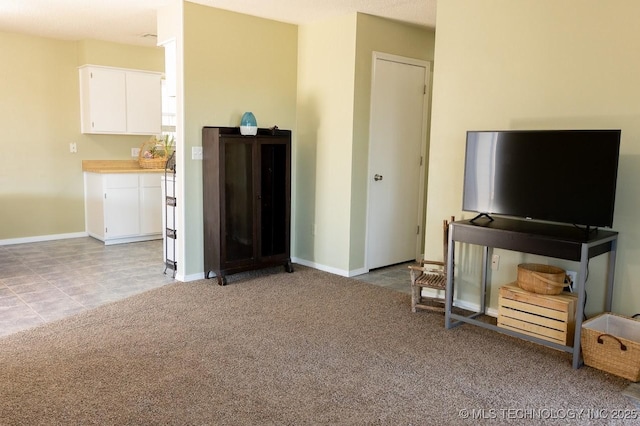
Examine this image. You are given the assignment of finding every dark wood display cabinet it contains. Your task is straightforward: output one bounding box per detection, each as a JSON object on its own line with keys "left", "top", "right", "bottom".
{"left": 202, "top": 126, "right": 293, "bottom": 285}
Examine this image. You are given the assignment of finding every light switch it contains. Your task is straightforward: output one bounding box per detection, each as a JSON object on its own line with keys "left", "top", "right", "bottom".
{"left": 192, "top": 146, "right": 203, "bottom": 160}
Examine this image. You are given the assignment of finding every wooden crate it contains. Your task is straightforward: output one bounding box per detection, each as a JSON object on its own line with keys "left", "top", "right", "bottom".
{"left": 498, "top": 283, "right": 577, "bottom": 346}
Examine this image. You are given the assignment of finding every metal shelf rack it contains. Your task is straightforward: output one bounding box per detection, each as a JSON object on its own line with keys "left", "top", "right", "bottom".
{"left": 164, "top": 152, "right": 177, "bottom": 277}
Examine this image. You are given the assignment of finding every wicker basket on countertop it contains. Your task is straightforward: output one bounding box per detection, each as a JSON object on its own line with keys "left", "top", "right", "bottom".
{"left": 138, "top": 154, "right": 167, "bottom": 169}
{"left": 138, "top": 135, "right": 174, "bottom": 169}
{"left": 517, "top": 263, "right": 567, "bottom": 295}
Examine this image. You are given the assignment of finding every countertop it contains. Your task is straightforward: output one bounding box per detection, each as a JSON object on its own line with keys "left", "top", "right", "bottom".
{"left": 82, "top": 160, "right": 166, "bottom": 173}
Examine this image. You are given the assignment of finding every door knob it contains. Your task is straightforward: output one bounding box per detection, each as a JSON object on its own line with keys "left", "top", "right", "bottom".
{"left": 374, "top": 174, "right": 383, "bottom": 181}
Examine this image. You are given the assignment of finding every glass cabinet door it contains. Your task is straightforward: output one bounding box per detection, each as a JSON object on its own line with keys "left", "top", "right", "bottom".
{"left": 222, "top": 141, "right": 254, "bottom": 262}
{"left": 260, "top": 142, "right": 288, "bottom": 257}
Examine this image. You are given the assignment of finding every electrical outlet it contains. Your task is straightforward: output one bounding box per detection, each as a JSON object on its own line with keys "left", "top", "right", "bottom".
{"left": 131, "top": 147, "right": 140, "bottom": 157}
{"left": 491, "top": 254, "right": 499, "bottom": 270}
{"left": 69, "top": 142, "right": 77, "bottom": 153}
{"left": 566, "top": 270, "right": 577, "bottom": 292}
{"left": 192, "top": 146, "right": 203, "bottom": 160}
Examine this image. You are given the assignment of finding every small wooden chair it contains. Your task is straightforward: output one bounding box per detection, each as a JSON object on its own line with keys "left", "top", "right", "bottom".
{"left": 409, "top": 216, "right": 455, "bottom": 312}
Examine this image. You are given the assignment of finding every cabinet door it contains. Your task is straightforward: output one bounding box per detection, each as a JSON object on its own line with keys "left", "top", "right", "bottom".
{"left": 126, "top": 71, "right": 162, "bottom": 135}
{"left": 105, "top": 187, "right": 139, "bottom": 238}
{"left": 80, "top": 67, "right": 127, "bottom": 133}
{"left": 259, "top": 141, "right": 289, "bottom": 257}
{"left": 104, "top": 174, "right": 139, "bottom": 238}
{"left": 84, "top": 172, "right": 106, "bottom": 238}
{"left": 139, "top": 173, "right": 162, "bottom": 235}
{"left": 222, "top": 140, "right": 255, "bottom": 263}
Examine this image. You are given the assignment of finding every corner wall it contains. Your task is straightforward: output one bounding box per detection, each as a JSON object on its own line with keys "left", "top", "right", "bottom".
{"left": 294, "top": 15, "right": 357, "bottom": 274}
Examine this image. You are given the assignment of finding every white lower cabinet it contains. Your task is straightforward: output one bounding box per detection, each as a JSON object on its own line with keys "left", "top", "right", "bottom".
{"left": 140, "top": 174, "right": 163, "bottom": 235}
{"left": 84, "top": 172, "right": 162, "bottom": 245}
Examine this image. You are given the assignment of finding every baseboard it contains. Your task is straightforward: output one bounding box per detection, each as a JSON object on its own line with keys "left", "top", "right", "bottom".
{"left": 181, "top": 271, "right": 205, "bottom": 282}
{"left": 180, "top": 260, "right": 364, "bottom": 283}
{"left": 101, "top": 235, "right": 162, "bottom": 245}
{"left": 347, "top": 267, "right": 368, "bottom": 277}
{"left": 420, "top": 288, "right": 498, "bottom": 318}
{"left": 453, "top": 299, "right": 498, "bottom": 318}
{"left": 0, "top": 232, "right": 89, "bottom": 246}
{"left": 292, "top": 257, "right": 363, "bottom": 277}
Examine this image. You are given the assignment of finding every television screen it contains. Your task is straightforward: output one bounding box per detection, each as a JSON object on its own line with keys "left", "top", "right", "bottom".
{"left": 462, "top": 129, "right": 621, "bottom": 228}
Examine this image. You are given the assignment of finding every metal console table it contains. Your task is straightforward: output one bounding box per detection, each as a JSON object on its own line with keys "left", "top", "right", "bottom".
{"left": 444, "top": 217, "right": 618, "bottom": 369}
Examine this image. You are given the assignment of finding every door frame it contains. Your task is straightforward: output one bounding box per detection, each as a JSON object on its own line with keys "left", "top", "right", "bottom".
{"left": 364, "top": 51, "right": 431, "bottom": 271}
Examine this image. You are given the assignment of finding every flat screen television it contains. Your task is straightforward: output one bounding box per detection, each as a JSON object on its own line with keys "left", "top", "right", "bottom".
{"left": 462, "top": 129, "right": 621, "bottom": 229}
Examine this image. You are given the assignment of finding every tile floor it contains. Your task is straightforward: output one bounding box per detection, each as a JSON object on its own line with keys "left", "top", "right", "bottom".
{"left": 0, "top": 237, "right": 413, "bottom": 338}
{"left": 0, "top": 237, "right": 175, "bottom": 338}
{"left": 352, "top": 261, "right": 413, "bottom": 294}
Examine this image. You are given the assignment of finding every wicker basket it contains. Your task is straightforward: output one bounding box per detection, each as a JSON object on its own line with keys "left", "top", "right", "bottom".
{"left": 139, "top": 156, "right": 167, "bottom": 169}
{"left": 517, "top": 263, "right": 567, "bottom": 295}
{"left": 138, "top": 139, "right": 168, "bottom": 169}
{"left": 581, "top": 313, "right": 640, "bottom": 381}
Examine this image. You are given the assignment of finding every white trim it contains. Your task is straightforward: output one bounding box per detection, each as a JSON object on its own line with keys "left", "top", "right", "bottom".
{"left": 486, "top": 307, "right": 498, "bottom": 318}
{"left": 373, "top": 51, "right": 431, "bottom": 68}
{"left": 291, "top": 257, "right": 340, "bottom": 277}
{"left": 78, "top": 63, "right": 162, "bottom": 75}
{"left": 453, "top": 300, "right": 498, "bottom": 318}
{"left": 99, "top": 235, "right": 162, "bottom": 246}
{"left": 180, "top": 271, "right": 204, "bottom": 282}
{"left": 292, "top": 257, "right": 348, "bottom": 276}
{"left": 292, "top": 257, "right": 367, "bottom": 278}
{"left": 0, "top": 232, "right": 89, "bottom": 246}
{"left": 420, "top": 288, "right": 498, "bottom": 318}
{"left": 347, "top": 267, "right": 369, "bottom": 277}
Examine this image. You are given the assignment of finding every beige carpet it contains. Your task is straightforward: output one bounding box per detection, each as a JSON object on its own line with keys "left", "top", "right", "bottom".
{"left": 0, "top": 266, "right": 634, "bottom": 425}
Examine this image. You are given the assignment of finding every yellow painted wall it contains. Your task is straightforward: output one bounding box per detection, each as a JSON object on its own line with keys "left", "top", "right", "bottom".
{"left": 295, "top": 14, "right": 357, "bottom": 273}
{"left": 78, "top": 39, "right": 164, "bottom": 71}
{"left": 428, "top": 0, "right": 640, "bottom": 315}
{"left": 295, "top": 13, "right": 435, "bottom": 275}
{"left": 0, "top": 31, "right": 163, "bottom": 240}
{"left": 181, "top": 2, "right": 298, "bottom": 276}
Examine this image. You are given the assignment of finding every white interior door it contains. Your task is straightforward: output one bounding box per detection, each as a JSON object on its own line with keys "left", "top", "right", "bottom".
{"left": 366, "top": 53, "right": 430, "bottom": 270}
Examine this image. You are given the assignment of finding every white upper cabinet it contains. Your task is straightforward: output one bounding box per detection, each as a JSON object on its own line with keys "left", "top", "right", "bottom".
{"left": 80, "top": 66, "right": 126, "bottom": 133}
{"left": 125, "top": 70, "right": 162, "bottom": 135}
{"left": 79, "top": 65, "right": 162, "bottom": 135}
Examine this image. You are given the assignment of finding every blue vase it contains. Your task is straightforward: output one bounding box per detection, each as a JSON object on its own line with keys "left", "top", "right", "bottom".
{"left": 240, "top": 112, "right": 257, "bottom": 136}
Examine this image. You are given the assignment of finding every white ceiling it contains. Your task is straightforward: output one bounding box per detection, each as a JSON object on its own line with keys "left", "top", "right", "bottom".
{"left": 0, "top": 0, "right": 437, "bottom": 47}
